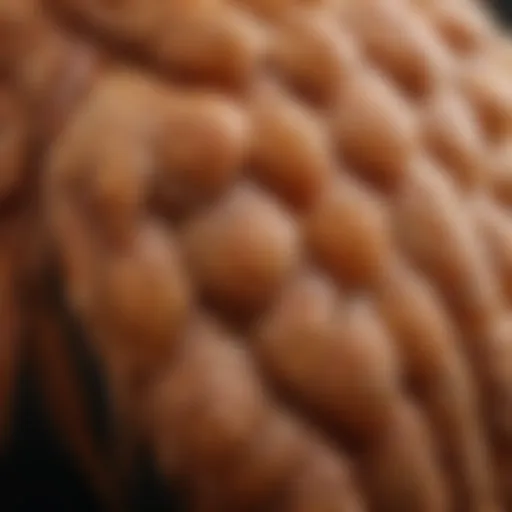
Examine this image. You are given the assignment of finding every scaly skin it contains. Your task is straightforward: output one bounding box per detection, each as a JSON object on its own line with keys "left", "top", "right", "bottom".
{"left": 2, "top": 0, "right": 512, "bottom": 510}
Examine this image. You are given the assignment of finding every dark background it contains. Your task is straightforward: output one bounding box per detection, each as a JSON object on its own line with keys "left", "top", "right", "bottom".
{"left": 1, "top": 1, "right": 511, "bottom": 510}
{"left": 494, "top": 0, "right": 512, "bottom": 24}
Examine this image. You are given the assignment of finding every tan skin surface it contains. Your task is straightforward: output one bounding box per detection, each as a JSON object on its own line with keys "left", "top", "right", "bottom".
{"left": 2, "top": 0, "right": 512, "bottom": 510}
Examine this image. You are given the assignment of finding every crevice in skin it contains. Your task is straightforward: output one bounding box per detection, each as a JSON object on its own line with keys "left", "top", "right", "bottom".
{"left": 43, "top": 261, "right": 114, "bottom": 455}
{"left": 129, "top": 448, "right": 189, "bottom": 512}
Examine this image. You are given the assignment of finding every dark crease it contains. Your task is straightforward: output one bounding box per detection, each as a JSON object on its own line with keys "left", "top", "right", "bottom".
{"left": 43, "top": 259, "right": 114, "bottom": 454}
{"left": 42, "top": 259, "right": 187, "bottom": 511}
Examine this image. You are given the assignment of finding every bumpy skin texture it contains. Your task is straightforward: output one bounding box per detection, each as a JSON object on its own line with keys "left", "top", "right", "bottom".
{"left": 3, "top": 0, "right": 512, "bottom": 510}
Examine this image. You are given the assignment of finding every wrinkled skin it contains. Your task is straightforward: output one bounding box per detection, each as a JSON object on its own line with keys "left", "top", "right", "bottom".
{"left": 2, "top": 0, "right": 512, "bottom": 511}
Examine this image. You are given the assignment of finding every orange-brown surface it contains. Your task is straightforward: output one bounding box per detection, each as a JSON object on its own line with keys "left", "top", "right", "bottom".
{"left": 2, "top": 0, "right": 512, "bottom": 510}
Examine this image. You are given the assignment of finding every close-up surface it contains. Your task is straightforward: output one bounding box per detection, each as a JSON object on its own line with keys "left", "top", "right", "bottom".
{"left": 2, "top": 0, "right": 512, "bottom": 511}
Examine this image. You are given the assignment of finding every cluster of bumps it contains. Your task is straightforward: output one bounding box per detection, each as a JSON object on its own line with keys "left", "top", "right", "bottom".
{"left": 2, "top": 0, "right": 512, "bottom": 510}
